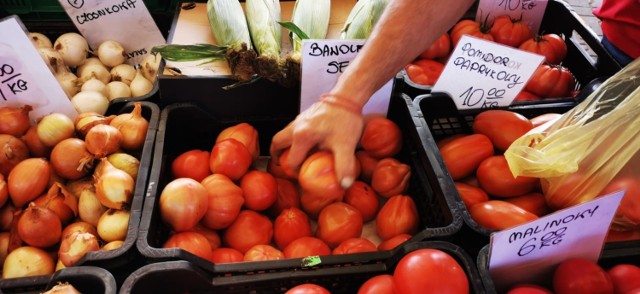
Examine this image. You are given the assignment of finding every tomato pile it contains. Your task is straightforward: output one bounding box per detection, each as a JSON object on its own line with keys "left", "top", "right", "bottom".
{"left": 0, "top": 103, "right": 149, "bottom": 279}
{"left": 158, "top": 116, "right": 424, "bottom": 263}
{"left": 405, "top": 14, "right": 577, "bottom": 101}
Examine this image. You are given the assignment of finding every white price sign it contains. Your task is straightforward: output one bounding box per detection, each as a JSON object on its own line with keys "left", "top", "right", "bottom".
{"left": 0, "top": 16, "right": 77, "bottom": 122}
{"left": 488, "top": 190, "right": 624, "bottom": 292}
{"left": 432, "top": 35, "right": 544, "bottom": 109}
{"left": 59, "top": 0, "right": 165, "bottom": 65}
{"left": 300, "top": 39, "right": 393, "bottom": 116}
{"left": 476, "top": 0, "right": 549, "bottom": 34}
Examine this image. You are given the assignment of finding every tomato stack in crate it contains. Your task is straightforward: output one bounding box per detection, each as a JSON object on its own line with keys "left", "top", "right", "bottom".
{"left": 396, "top": 0, "right": 622, "bottom": 103}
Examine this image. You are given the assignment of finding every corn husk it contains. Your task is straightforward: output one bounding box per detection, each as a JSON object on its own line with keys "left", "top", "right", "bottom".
{"left": 245, "top": 0, "right": 283, "bottom": 83}
{"left": 207, "top": 0, "right": 252, "bottom": 50}
{"left": 340, "top": 0, "right": 389, "bottom": 40}
{"left": 290, "top": 0, "right": 330, "bottom": 59}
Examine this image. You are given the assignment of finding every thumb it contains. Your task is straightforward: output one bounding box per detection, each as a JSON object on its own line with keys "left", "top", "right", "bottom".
{"left": 333, "top": 148, "right": 358, "bottom": 190}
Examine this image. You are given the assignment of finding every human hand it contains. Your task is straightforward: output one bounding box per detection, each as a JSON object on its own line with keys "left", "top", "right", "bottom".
{"left": 270, "top": 96, "right": 364, "bottom": 189}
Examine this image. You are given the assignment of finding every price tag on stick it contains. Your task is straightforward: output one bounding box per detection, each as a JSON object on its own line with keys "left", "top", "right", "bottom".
{"left": 0, "top": 16, "right": 77, "bottom": 122}
{"left": 488, "top": 190, "right": 625, "bottom": 292}
{"left": 59, "top": 0, "right": 166, "bottom": 65}
{"left": 432, "top": 35, "right": 544, "bottom": 109}
{"left": 476, "top": 0, "right": 549, "bottom": 34}
{"left": 300, "top": 39, "right": 393, "bottom": 117}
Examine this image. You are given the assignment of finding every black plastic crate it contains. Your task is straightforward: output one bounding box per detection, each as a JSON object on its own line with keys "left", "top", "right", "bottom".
{"left": 397, "top": 0, "right": 622, "bottom": 103}
{"left": 136, "top": 92, "right": 462, "bottom": 275}
{"left": 0, "top": 266, "right": 117, "bottom": 294}
{"left": 477, "top": 244, "right": 640, "bottom": 293}
{"left": 124, "top": 241, "right": 484, "bottom": 293}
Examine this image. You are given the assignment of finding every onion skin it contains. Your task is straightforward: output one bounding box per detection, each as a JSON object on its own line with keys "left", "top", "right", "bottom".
{"left": 21, "top": 125, "right": 52, "bottom": 158}
{"left": 62, "top": 221, "right": 98, "bottom": 239}
{"left": 0, "top": 173, "right": 8, "bottom": 207}
{"left": 0, "top": 105, "right": 32, "bottom": 137}
{"left": 78, "top": 189, "right": 107, "bottom": 226}
{"left": 107, "top": 153, "right": 139, "bottom": 179}
{"left": 0, "top": 134, "right": 30, "bottom": 177}
{"left": 37, "top": 113, "right": 75, "bottom": 147}
{"left": 17, "top": 203, "right": 62, "bottom": 248}
{"left": 110, "top": 102, "right": 148, "bottom": 151}
{"left": 2, "top": 246, "right": 55, "bottom": 279}
{"left": 50, "top": 138, "right": 95, "bottom": 180}
{"left": 58, "top": 231, "right": 100, "bottom": 266}
{"left": 94, "top": 163, "right": 135, "bottom": 209}
{"left": 0, "top": 203, "right": 15, "bottom": 230}
{"left": 8, "top": 158, "right": 51, "bottom": 208}
{"left": 33, "top": 183, "right": 79, "bottom": 225}
{"left": 97, "top": 209, "right": 130, "bottom": 242}
{"left": 102, "top": 240, "right": 124, "bottom": 251}
{"left": 42, "top": 282, "right": 82, "bottom": 294}
{"left": 74, "top": 112, "right": 115, "bottom": 139}
{"left": 85, "top": 124, "right": 122, "bottom": 158}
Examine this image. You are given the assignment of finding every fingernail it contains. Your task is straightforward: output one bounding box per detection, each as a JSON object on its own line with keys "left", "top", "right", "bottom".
{"left": 340, "top": 177, "right": 354, "bottom": 189}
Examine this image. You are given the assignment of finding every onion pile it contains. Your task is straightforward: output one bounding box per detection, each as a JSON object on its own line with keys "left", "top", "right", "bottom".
{"left": 0, "top": 103, "right": 149, "bottom": 279}
{"left": 30, "top": 32, "right": 158, "bottom": 115}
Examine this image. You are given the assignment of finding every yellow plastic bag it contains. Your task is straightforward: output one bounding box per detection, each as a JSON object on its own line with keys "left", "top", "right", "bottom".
{"left": 504, "top": 58, "right": 640, "bottom": 228}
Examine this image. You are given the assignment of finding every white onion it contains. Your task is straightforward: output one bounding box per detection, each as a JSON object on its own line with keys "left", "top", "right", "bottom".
{"left": 140, "top": 53, "right": 161, "bottom": 83}
{"left": 97, "top": 209, "right": 130, "bottom": 242}
{"left": 110, "top": 64, "right": 136, "bottom": 86}
{"left": 29, "top": 32, "right": 53, "bottom": 49}
{"left": 54, "top": 33, "right": 89, "bottom": 67}
{"left": 71, "top": 91, "right": 110, "bottom": 115}
{"left": 77, "top": 57, "right": 104, "bottom": 72}
{"left": 38, "top": 47, "right": 66, "bottom": 74}
{"left": 130, "top": 70, "right": 153, "bottom": 97}
{"left": 79, "top": 189, "right": 108, "bottom": 226}
{"left": 55, "top": 70, "right": 80, "bottom": 99}
{"left": 106, "top": 81, "right": 132, "bottom": 101}
{"left": 77, "top": 62, "right": 111, "bottom": 85}
{"left": 98, "top": 40, "right": 126, "bottom": 68}
{"left": 80, "top": 78, "right": 109, "bottom": 97}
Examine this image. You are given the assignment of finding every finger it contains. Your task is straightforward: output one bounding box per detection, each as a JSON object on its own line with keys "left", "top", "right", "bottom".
{"left": 286, "top": 132, "right": 318, "bottom": 173}
{"left": 332, "top": 146, "right": 358, "bottom": 189}
{"left": 270, "top": 124, "right": 293, "bottom": 161}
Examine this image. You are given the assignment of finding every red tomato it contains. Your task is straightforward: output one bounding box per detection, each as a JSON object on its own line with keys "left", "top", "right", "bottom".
{"left": 360, "top": 117, "right": 402, "bottom": 159}
{"left": 209, "top": 138, "right": 252, "bottom": 181}
{"left": 504, "top": 192, "right": 550, "bottom": 216}
{"left": 286, "top": 284, "right": 331, "bottom": 294}
{"left": 376, "top": 195, "right": 419, "bottom": 240}
{"left": 472, "top": 110, "right": 534, "bottom": 152}
{"left": 544, "top": 171, "right": 587, "bottom": 210}
{"left": 171, "top": 149, "right": 211, "bottom": 182}
{"left": 525, "top": 64, "right": 576, "bottom": 98}
{"left": 477, "top": 155, "right": 539, "bottom": 197}
{"left": 514, "top": 90, "right": 542, "bottom": 102}
{"left": 404, "top": 60, "right": 445, "bottom": 86}
{"left": 316, "top": 202, "right": 363, "bottom": 248}
{"left": 344, "top": 181, "right": 379, "bottom": 222}
{"left": 240, "top": 170, "right": 277, "bottom": 211}
{"left": 223, "top": 210, "right": 273, "bottom": 254}
{"left": 189, "top": 224, "right": 221, "bottom": 251}
{"left": 600, "top": 175, "right": 640, "bottom": 227}
{"left": 507, "top": 284, "right": 553, "bottom": 294}
{"left": 606, "top": 229, "right": 640, "bottom": 242}
{"left": 274, "top": 207, "right": 313, "bottom": 250}
{"left": 243, "top": 244, "right": 284, "bottom": 262}
{"left": 358, "top": 274, "right": 395, "bottom": 294}
{"left": 608, "top": 264, "right": 640, "bottom": 294}
{"left": 211, "top": 247, "right": 243, "bottom": 263}
{"left": 553, "top": 258, "right": 613, "bottom": 294}
{"left": 470, "top": 200, "right": 539, "bottom": 230}
{"left": 377, "top": 233, "right": 411, "bottom": 251}
{"left": 371, "top": 158, "right": 411, "bottom": 198}
{"left": 393, "top": 249, "right": 469, "bottom": 294}
{"left": 490, "top": 15, "right": 532, "bottom": 47}
{"left": 275, "top": 148, "right": 298, "bottom": 180}
{"left": 267, "top": 178, "right": 300, "bottom": 217}
{"left": 216, "top": 122, "right": 260, "bottom": 161}
{"left": 455, "top": 181, "right": 489, "bottom": 209}
{"left": 332, "top": 238, "right": 377, "bottom": 255}
{"left": 450, "top": 19, "right": 495, "bottom": 48}
{"left": 518, "top": 34, "right": 567, "bottom": 65}
{"left": 420, "top": 33, "right": 451, "bottom": 60}
{"left": 298, "top": 151, "right": 346, "bottom": 202}
{"left": 300, "top": 189, "right": 343, "bottom": 220}
{"left": 355, "top": 150, "right": 379, "bottom": 183}
{"left": 283, "top": 236, "right": 331, "bottom": 258}
{"left": 439, "top": 134, "right": 494, "bottom": 180}
{"left": 163, "top": 231, "right": 213, "bottom": 261}
{"left": 436, "top": 134, "right": 466, "bottom": 149}
{"left": 530, "top": 113, "right": 562, "bottom": 128}
{"left": 200, "top": 174, "right": 244, "bottom": 230}
{"left": 159, "top": 178, "right": 209, "bottom": 232}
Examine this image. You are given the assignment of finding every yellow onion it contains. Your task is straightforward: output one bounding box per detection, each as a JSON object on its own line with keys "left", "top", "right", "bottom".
{"left": 43, "top": 282, "right": 82, "bottom": 294}
{"left": 0, "top": 134, "right": 30, "bottom": 177}
{"left": 50, "top": 138, "right": 95, "bottom": 180}
{"left": 17, "top": 202, "right": 62, "bottom": 248}
{"left": 0, "top": 203, "right": 15, "bottom": 231}
{"left": 0, "top": 105, "right": 32, "bottom": 137}
{"left": 65, "top": 177, "right": 95, "bottom": 198}
{"left": 2, "top": 246, "right": 54, "bottom": 278}
{"left": 33, "top": 182, "right": 78, "bottom": 225}
{"left": 21, "top": 125, "right": 52, "bottom": 158}
{"left": 55, "top": 259, "right": 66, "bottom": 271}
{"left": 97, "top": 208, "right": 129, "bottom": 242}
{"left": 101, "top": 240, "right": 124, "bottom": 251}
{"left": 62, "top": 221, "right": 98, "bottom": 239}
{"left": 8, "top": 158, "right": 51, "bottom": 208}
{"left": 84, "top": 124, "right": 122, "bottom": 158}
{"left": 37, "top": 113, "right": 75, "bottom": 147}
{"left": 58, "top": 231, "right": 100, "bottom": 266}
{"left": 110, "top": 102, "right": 148, "bottom": 151}
{"left": 94, "top": 159, "right": 134, "bottom": 209}
{"left": 74, "top": 112, "right": 115, "bottom": 139}
{"left": 0, "top": 232, "right": 9, "bottom": 265}
{"left": 78, "top": 189, "right": 107, "bottom": 226}
{"left": 0, "top": 173, "right": 8, "bottom": 208}
{"left": 106, "top": 153, "right": 139, "bottom": 179}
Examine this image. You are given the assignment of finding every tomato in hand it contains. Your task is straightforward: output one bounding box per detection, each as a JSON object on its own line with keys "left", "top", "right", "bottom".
{"left": 526, "top": 64, "right": 576, "bottom": 98}
{"left": 299, "top": 151, "right": 346, "bottom": 202}
{"left": 439, "top": 134, "right": 494, "bottom": 180}
{"left": 240, "top": 170, "right": 277, "bottom": 211}
{"left": 455, "top": 182, "right": 489, "bottom": 209}
{"left": 393, "top": 249, "right": 469, "bottom": 294}
{"left": 371, "top": 158, "right": 411, "bottom": 198}
{"left": 470, "top": 200, "right": 538, "bottom": 230}
{"left": 518, "top": 34, "right": 567, "bottom": 65}
{"left": 332, "top": 238, "right": 377, "bottom": 255}
{"left": 209, "top": 138, "right": 253, "bottom": 181}
{"left": 472, "top": 110, "right": 533, "bottom": 152}
{"left": 358, "top": 274, "right": 395, "bottom": 294}
{"left": 316, "top": 202, "right": 363, "bottom": 248}
{"left": 344, "top": 181, "right": 379, "bottom": 222}
{"left": 477, "top": 155, "right": 539, "bottom": 198}
{"left": 273, "top": 207, "right": 312, "bottom": 250}
{"left": 223, "top": 210, "right": 273, "bottom": 254}
{"left": 360, "top": 117, "right": 402, "bottom": 159}
{"left": 283, "top": 236, "right": 331, "bottom": 258}
{"left": 420, "top": 33, "right": 451, "bottom": 60}
{"left": 553, "top": 258, "right": 614, "bottom": 294}
{"left": 376, "top": 195, "right": 418, "bottom": 240}
{"left": 489, "top": 15, "right": 532, "bottom": 47}
{"left": 200, "top": 174, "right": 244, "bottom": 230}
{"left": 171, "top": 149, "right": 211, "bottom": 182}
{"left": 450, "top": 19, "right": 494, "bottom": 48}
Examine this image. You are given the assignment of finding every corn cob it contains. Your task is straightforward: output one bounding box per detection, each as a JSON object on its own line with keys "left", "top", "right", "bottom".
{"left": 245, "top": 0, "right": 283, "bottom": 83}
{"left": 341, "top": 0, "right": 389, "bottom": 40}
{"left": 290, "top": 0, "right": 331, "bottom": 62}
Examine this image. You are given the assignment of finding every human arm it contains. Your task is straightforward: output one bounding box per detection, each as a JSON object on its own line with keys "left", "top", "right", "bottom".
{"left": 270, "top": 0, "right": 475, "bottom": 188}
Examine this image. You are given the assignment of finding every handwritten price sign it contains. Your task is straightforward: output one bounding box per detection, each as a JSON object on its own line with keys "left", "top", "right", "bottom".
{"left": 488, "top": 190, "right": 624, "bottom": 292}
{"left": 300, "top": 39, "right": 393, "bottom": 116}
{"left": 476, "top": 0, "right": 549, "bottom": 34}
{"left": 432, "top": 35, "right": 543, "bottom": 109}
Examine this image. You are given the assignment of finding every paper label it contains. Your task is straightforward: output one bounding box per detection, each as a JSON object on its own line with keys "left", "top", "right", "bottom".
{"left": 0, "top": 16, "right": 77, "bottom": 122}
{"left": 432, "top": 35, "right": 543, "bottom": 109}
{"left": 488, "top": 190, "right": 625, "bottom": 291}
{"left": 476, "top": 0, "right": 549, "bottom": 34}
{"left": 300, "top": 39, "right": 393, "bottom": 116}
{"left": 59, "top": 0, "right": 166, "bottom": 65}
